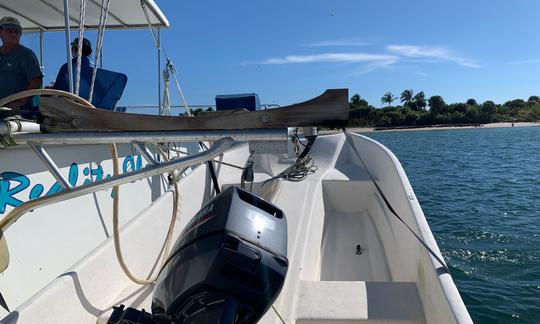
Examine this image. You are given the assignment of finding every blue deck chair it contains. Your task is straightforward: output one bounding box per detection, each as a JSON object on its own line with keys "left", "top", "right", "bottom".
{"left": 53, "top": 64, "right": 127, "bottom": 111}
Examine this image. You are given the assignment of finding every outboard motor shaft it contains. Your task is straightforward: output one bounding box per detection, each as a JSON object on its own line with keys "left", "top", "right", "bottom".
{"left": 151, "top": 186, "right": 288, "bottom": 324}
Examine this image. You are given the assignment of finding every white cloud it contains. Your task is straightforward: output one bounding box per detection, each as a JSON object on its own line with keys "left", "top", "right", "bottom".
{"left": 260, "top": 52, "right": 398, "bottom": 65}
{"left": 386, "top": 44, "right": 480, "bottom": 68}
{"left": 245, "top": 44, "right": 478, "bottom": 75}
{"left": 307, "top": 39, "right": 368, "bottom": 47}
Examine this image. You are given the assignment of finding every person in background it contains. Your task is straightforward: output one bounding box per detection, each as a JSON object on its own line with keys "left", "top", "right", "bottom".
{"left": 0, "top": 16, "right": 43, "bottom": 109}
{"left": 52, "top": 37, "right": 93, "bottom": 91}
{"left": 52, "top": 36, "right": 128, "bottom": 110}
{"left": 70, "top": 37, "right": 94, "bottom": 68}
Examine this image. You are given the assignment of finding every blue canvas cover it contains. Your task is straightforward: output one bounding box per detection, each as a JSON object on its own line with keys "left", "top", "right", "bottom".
{"left": 53, "top": 64, "right": 127, "bottom": 110}
{"left": 215, "top": 93, "right": 260, "bottom": 111}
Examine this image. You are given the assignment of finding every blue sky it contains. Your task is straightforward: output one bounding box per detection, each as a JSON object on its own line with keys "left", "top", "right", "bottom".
{"left": 20, "top": 0, "right": 540, "bottom": 110}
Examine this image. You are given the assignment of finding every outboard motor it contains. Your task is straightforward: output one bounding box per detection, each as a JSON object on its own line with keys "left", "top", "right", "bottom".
{"left": 109, "top": 186, "right": 288, "bottom": 324}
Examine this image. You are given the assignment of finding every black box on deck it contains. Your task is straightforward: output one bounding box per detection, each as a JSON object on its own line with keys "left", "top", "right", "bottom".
{"left": 215, "top": 93, "right": 260, "bottom": 111}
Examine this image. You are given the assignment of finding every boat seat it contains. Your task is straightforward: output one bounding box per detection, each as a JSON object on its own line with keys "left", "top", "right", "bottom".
{"left": 295, "top": 281, "right": 425, "bottom": 323}
{"left": 53, "top": 65, "right": 127, "bottom": 111}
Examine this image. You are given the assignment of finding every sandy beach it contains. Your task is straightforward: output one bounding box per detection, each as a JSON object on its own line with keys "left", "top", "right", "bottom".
{"left": 321, "top": 122, "right": 540, "bottom": 134}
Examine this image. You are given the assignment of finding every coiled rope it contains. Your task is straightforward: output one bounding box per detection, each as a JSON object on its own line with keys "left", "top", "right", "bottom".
{"left": 0, "top": 119, "right": 16, "bottom": 148}
{"left": 262, "top": 130, "right": 318, "bottom": 186}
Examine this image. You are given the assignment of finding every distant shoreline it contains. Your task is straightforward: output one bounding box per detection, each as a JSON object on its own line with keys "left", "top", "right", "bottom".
{"left": 321, "top": 122, "right": 540, "bottom": 134}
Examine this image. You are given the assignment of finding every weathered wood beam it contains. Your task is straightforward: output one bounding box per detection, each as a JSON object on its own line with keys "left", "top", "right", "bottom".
{"left": 39, "top": 89, "right": 349, "bottom": 132}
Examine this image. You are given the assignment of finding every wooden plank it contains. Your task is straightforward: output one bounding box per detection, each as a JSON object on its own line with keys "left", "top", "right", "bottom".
{"left": 38, "top": 89, "right": 349, "bottom": 132}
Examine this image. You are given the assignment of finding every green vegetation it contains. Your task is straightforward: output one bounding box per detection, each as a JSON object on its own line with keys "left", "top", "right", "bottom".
{"left": 348, "top": 89, "right": 540, "bottom": 128}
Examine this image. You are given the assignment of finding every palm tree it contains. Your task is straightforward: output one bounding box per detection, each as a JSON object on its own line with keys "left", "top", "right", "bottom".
{"left": 400, "top": 89, "right": 414, "bottom": 106}
{"left": 413, "top": 91, "right": 427, "bottom": 111}
{"left": 381, "top": 92, "right": 397, "bottom": 107}
{"left": 428, "top": 95, "right": 446, "bottom": 114}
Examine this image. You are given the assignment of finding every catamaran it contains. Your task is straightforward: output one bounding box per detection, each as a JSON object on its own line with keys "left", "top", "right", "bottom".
{"left": 0, "top": 1, "right": 472, "bottom": 323}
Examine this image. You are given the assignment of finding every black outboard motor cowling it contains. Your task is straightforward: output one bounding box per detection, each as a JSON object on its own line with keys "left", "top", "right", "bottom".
{"left": 151, "top": 186, "right": 288, "bottom": 324}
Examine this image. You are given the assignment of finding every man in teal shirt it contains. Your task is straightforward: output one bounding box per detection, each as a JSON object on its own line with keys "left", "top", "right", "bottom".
{"left": 0, "top": 16, "right": 43, "bottom": 110}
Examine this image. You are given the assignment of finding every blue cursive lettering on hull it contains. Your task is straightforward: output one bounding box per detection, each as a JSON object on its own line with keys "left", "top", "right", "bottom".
{"left": 0, "top": 155, "right": 143, "bottom": 214}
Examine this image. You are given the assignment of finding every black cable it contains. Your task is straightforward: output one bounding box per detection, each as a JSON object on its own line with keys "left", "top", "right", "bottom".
{"left": 0, "top": 291, "right": 9, "bottom": 313}
{"left": 199, "top": 142, "right": 220, "bottom": 194}
{"left": 296, "top": 136, "right": 316, "bottom": 161}
{"left": 344, "top": 131, "right": 450, "bottom": 274}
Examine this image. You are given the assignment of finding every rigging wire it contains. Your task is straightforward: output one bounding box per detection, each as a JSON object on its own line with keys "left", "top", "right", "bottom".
{"left": 74, "top": 0, "right": 87, "bottom": 96}
{"left": 166, "top": 59, "right": 192, "bottom": 116}
{"left": 141, "top": 0, "right": 192, "bottom": 116}
{"left": 88, "top": 0, "right": 111, "bottom": 103}
{"left": 154, "top": 143, "right": 244, "bottom": 170}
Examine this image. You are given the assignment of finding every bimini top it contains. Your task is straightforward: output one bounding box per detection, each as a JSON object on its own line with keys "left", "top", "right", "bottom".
{"left": 0, "top": 0, "right": 169, "bottom": 32}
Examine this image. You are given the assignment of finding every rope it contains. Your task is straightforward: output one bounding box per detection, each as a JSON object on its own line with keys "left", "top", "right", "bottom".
{"left": 166, "top": 60, "right": 192, "bottom": 117}
{"left": 262, "top": 155, "right": 317, "bottom": 186}
{"left": 88, "top": 0, "right": 111, "bottom": 103}
{"left": 111, "top": 143, "right": 180, "bottom": 285}
{"left": 343, "top": 130, "right": 450, "bottom": 273}
{"left": 0, "top": 133, "right": 15, "bottom": 149}
{"left": 74, "top": 0, "right": 87, "bottom": 96}
{"left": 0, "top": 120, "right": 19, "bottom": 149}
{"left": 1, "top": 87, "right": 181, "bottom": 286}
{"left": 262, "top": 132, "right": 318, "bottom": 186}
{"left": 0, "top": 89, "right": 92, "bottom": 148}
{"left": 161, "top": 65, "right": 171, "bottom": 116}
{"left": 141, "top": 2, "right": 193, "bottom": 116}
{"left": 11, "top": 119, "right": 22, "bottom": 132}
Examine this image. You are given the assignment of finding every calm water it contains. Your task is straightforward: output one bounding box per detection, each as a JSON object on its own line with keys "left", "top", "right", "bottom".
{"left": 366, "top": 126, "right": 540, "bottom": 324}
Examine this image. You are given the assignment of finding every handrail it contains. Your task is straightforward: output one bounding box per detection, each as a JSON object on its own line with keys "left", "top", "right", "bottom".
{"left": 9, "top": 129, "right": 287, "bottom": 145}
{"left": 0, "top": 137, "right": 233, "bottom": 232}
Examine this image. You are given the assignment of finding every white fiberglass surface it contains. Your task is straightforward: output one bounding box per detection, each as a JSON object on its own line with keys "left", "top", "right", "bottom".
{"left": 344, "top": 133, "right": 471, "bottom": 323}
{"left": 320, "top": 181, "right": 391, "bottom": 281}
{"left": 0, "top": 143, "right": 163, "bottom": 316}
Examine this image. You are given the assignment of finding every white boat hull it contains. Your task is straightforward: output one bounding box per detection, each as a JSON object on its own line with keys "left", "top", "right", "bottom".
{"left": 0, "top": 133, "right": 472, "bottom": 323}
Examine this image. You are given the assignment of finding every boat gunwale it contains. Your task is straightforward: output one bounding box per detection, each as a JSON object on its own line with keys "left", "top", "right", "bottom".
{"left": 348, "top": 132, "right": 472, "bottom": 323}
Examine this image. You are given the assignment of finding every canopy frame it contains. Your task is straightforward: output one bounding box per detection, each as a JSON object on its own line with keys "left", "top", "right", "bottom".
{"left": 0, "top": 0, "right": 169, "bottom": 32}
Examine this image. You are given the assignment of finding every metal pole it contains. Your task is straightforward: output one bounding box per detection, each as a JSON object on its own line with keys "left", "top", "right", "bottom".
{"left": 63, "top": 0, "right": 73, "bottom": 93}
{"left": 157, "top": 27, "right": 161, "bottom": 115}
{"left": 39, "top": 29, "right": 44, "bottom": 81}
{"left": 133, "top": 142, "right": 158, "bottom": 166}
{"left": 11, "top": 129, "right": 288, "bottom": 145}
{"left": 28, "top": 143, "right": 72, "bottom": 189}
